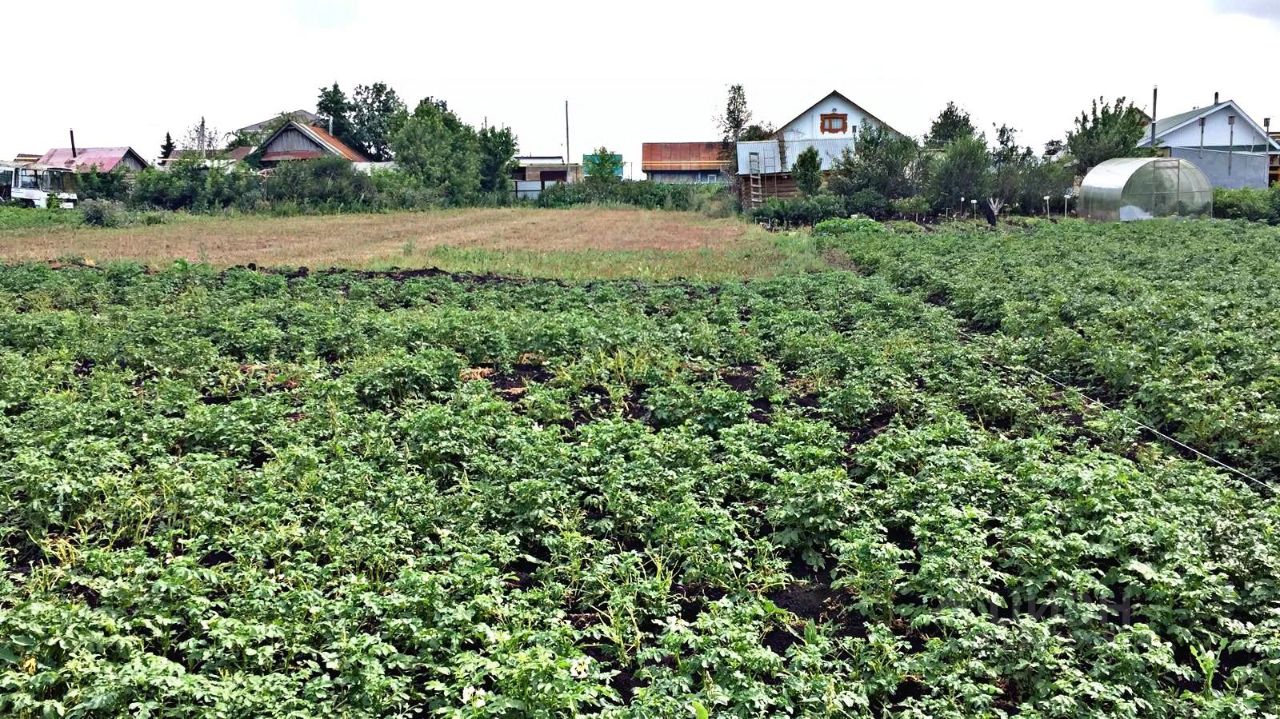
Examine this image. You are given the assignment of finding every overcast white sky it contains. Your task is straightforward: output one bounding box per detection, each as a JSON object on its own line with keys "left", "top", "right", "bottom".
{"left": 3, "top": 0, "right": 1277, "bottom": 174}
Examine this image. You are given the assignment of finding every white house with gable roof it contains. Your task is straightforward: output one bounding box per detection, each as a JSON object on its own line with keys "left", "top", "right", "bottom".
{"left": 736, "top": 90, "right": 901, "bottom": 205}
{"left": 1137, "top": 94, "right": 1280, "bottom": 189}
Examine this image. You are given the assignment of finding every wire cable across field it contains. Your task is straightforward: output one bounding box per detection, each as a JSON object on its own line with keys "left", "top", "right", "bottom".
{"left": 959, "top": 328, "right": 1273, "bottom": 495}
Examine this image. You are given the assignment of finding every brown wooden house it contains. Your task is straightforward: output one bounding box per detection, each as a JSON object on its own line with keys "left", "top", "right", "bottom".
{"left": 255, "top": 120, "right": 369, "bottom": 167}
{"left": 641, "top": 142, "right": 726, "bottom": 183}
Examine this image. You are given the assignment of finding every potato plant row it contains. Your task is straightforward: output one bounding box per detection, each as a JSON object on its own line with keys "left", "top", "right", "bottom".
{"left": 824, "top": 219, "right": 1280, "bottom": 481}
{"left": 0, "top": 264, "right": 1277, "bottom": 717}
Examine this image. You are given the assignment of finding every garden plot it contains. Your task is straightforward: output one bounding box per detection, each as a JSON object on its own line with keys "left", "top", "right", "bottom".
{"left": 0, "top": 264, "right": 1276, "bottom": 717}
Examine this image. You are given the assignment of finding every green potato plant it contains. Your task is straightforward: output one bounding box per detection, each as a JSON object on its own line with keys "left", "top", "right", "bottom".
{"left": 0, "top": 262, "right": 1276, "bottom": 717}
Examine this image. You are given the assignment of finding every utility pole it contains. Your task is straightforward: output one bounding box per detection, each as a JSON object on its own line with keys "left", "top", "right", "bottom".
{"left": 1227, "top": 115, "right": 1236, "bottom": 176}
{"left": 564, "top": 100, "right": 571, "bottom": 184}
{"left": 1151, "top": 86, "right": 1158, "bottom": 151}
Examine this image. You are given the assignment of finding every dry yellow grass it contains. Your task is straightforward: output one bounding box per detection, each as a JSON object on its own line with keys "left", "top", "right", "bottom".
{"left": 0, "top": 207, "right": 829, "bottom": 280}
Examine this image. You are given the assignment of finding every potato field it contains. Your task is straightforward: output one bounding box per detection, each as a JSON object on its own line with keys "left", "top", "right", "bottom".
{"left": 829, "top": 219, "right": 1280, "bottom": 481}
{"left": 1, "top": 221, "right": 1279, "bottom": 717}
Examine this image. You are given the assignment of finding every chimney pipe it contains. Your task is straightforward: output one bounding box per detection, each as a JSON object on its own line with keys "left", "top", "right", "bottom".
{"left": 1214, "top": 91, "right": 1220, "bottom": 105}
{"left": 69, "top": 129, "right": 77, "bottom": 159}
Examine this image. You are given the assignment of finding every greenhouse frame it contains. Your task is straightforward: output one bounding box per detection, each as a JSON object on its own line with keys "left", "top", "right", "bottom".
{"left": 1079, "top": 157, "right": 1214, "bottom": 221}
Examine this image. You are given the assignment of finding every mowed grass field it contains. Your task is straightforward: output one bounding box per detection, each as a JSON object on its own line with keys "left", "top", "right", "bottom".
{"left": 0, "top": 207, "right": 831, "bottom": 280}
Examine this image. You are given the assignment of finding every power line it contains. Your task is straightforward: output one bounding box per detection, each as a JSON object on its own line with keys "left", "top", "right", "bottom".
{"left": 958, "top": 328, "right": 1272, "bottom": 495}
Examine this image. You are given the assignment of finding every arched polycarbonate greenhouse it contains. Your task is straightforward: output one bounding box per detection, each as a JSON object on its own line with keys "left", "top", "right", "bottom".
{"left": 1079, "top": 157, "right": 1214, "bottom": 221}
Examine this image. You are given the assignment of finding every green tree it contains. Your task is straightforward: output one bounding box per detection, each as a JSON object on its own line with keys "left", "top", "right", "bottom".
{"left": 317, "top": 83, "right": 360, "bottom": 151}
{"left": 352, "top": 82, "right": 407, "bottom": 161}
{"left": 1065, "top": 97, "right": 1151, "bottom": 176}
{"left": 262, "top": 156, "right": 374, "bottom": 210}
{"left": 793, "top": 146, "right": 822, "bottom": 196}
{"left": 717, "top": 84, "right": 752, "bottom": 144}
{"left": 828, "top": 121, "right": 919, "bottom": 204}
{"left": 478, "top": 125, "right": 518, "bottom": 195}
{"left": 160, "top": 132, "right": 176, "bottom": 160}
{"left": 927, "top": 134, "right": 991, "bottom": 211}
{"left": 989, "top": 124, "right": 1034, "bottom": 209}
{"left": 739, "top": 123, "right": 775, "bottom": 141}
{"left": 716, "top": 84, "right": 763, "bottom": 175}
{"left": 79, "top": 167, "right": 130, "bottom": 202}
{"left": 1018, "top": 157, "right": 1075, "bottom": 214}
{"left": 390, "top": 97, "right": 480, "bottom": 204}
{"left": 584, "top": 147, "right": 624, "bottom": 188}
{"left": 926, "top": 102, "right": 977, "bottom": 149}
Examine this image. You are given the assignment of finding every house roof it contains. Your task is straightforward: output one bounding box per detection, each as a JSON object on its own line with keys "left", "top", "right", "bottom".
{"left": 162, "top": 146, "right": 256, "bottom": 164}
{"left": 517, "top": 155, "right": 568, "bottom": 166}
{"left": 779, "top": 90, "right": 903, "bottom": 137}
{"left": 237, "top": 110, "right": 320, "bottom": 136}
{"left": 258, "top": 120, "right": 369, "bottom": 163}
{"left": 642, "top": 142, "right": 725, "bottom": 172}
{"left": 1139, "top": 100, "right": 1280, "bottom": 151}
{"left": 36, "top": 147, "right": 149, "bottom": 172}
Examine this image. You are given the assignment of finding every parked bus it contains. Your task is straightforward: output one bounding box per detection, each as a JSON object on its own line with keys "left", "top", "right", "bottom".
{"left": 0, "top": 161, "right": 78, "bottom": 208}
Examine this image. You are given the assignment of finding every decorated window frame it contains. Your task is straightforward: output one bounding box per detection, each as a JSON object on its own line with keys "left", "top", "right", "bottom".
{"left": 820, "top": 112, "right": 849, "bottom": 134}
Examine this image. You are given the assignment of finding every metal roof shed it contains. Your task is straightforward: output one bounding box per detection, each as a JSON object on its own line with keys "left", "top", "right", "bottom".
{"left": 1079, "top": 157, "right": 1213, "bottom": 221}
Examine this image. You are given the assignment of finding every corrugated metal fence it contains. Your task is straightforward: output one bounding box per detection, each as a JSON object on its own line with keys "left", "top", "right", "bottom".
{"left": 1173, "top": 148, "right": 1270, "bottom": 190}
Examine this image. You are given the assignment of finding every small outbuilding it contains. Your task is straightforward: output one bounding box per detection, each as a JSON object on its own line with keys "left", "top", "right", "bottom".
{"left": 642, "top": 142, "right": 726, "bottom": 184}
{"left": 509, "top": 156, "right": 582, "bottom": 200}
{"left": 1079, "top": 157, "right": 1213, "bottom": 221}
{"left": 36, "top": 147, "right": 149, "bottom": 173}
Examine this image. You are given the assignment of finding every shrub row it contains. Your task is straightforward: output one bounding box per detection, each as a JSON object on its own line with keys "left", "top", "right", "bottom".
{"left": 79, "top": 158, "right": 502, "bottom": 216}
{"left": 537, "top": 180, "right": 734, "bottom": 214}
{"left": 1214, "top": 185, "right": 1280, "bottom": 224}
{"left": 748, "top": 189, "right": 933, "bottom": 228}
{"left": 750, "top": 195, "right": 846, "bottom": 227}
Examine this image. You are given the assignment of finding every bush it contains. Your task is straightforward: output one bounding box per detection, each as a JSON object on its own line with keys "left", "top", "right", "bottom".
{"left": 1214, "top": 186, "right": 1279, "bottom": 224}
{"left": 77, "top": 168, "right": 130, "bottom": 202}
{"left": 262, "top": 156, "right": 375, "bottom": 212}
{"left": 846, "top": 189, "right": 890, "bottom": 219}
{"left": 370, "top": 170, "right": 440, "bottom": 210}
{"left": 884, "top": 219, "right": 926, "bottom": 235}
{"left": 80, "top": 200, "right": 124, "bottom": 228}
{"left": 130, "top": 158, "right": 437, "bottom": 215}
{"left": 200, "top": 164, "right": 262, "bottom": 212}
{"left": 537, "top": 180, "right": 729, "bottom": 213}
{"left": 890, "top": 196, "right": 931, "bottom": 220}
{"left": 751, "top": 194, "right": 846, "bottom": 227}
{"left": 131, "top": 160, "right": 262, "bottom": 213}
{"left": 131, "top": 161, "right": 207, "bottom": 211}
{"left": 812, "top": 217, "right": 886, "bottom": 238}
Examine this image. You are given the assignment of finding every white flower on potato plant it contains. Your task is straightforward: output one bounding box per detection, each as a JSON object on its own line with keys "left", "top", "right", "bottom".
{"left": 569, "top": 656, "right": 591, "bottom": 679}
{"left": 461, "top": 686, "right": 487, "bottom": 707}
